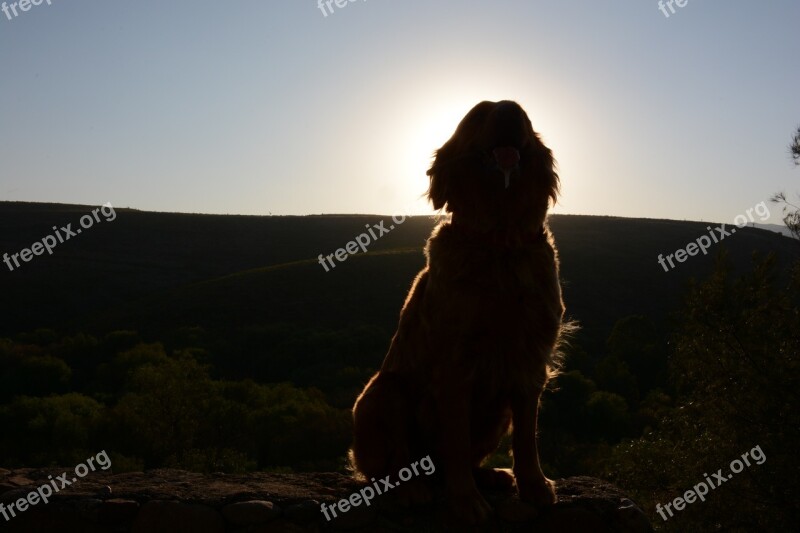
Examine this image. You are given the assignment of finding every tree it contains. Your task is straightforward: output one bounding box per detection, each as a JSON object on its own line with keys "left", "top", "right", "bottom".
{"left": 770, "top": 124, "right": 800, "bottom": 239}
{"left": 586, "top": 391, "right": 631, "bottom": 442}
{"left": 0, "top": 393, "right": 104, "bottom": 466}
{"left": 607, "top": 315, "right": 669, "bottom": 395}
{"left": 111, "top": 354, "right": 213, "bottom": 467}
{"left": 608, "top": 254, "right": 800, "bottom": 531}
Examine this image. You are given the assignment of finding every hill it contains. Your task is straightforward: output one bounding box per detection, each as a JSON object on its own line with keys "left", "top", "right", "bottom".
{"left": 1, "top": 201, "right": 797, "bottom": 355}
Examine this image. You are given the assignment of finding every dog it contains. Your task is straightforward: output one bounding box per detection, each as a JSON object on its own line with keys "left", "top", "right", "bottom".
{"left": 351, "top": 100, "right": 570, "bottom": 524}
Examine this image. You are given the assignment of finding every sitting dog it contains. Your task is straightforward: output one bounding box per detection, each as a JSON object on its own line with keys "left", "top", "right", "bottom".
{"left": 351, "top": 100, "right": 570, "bottom": 524}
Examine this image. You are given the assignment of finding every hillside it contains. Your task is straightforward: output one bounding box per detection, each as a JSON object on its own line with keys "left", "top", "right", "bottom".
{"left": 0, "top": 201, "right": 796, "bottom": 353}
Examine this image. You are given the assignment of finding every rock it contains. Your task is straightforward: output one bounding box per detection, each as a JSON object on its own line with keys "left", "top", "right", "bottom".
{"left": 0, "top": 488, "right": 29, "bottom": 504}
{"left": 328, "top": 501, "right": 378, "bottom": 530}
{"left": 494, "top": 499, "right": 540, "bottom": 523}
{"left": 0, "top": 468, "right": 651, "bottom": 532}
{"left": 98, "top": 498, "right": 140, "bottom": 525}
{"left": 7, "top": 475, "right": 34, "bottom": 486}
{"left": 243, "top": 519, "right": 309, "bottom": 532}
{"left": 221, "top": 500, "right": 281, "bottom": 526}
{"left": 132, "top": 500, "right": 225, "bottom": 533}
{"left": 536, "top": 504, "right": 611, "bottom": 531}
{"left": 614, "top": 498, "right": 654, "bottom": 533}
{"left": 284, "top": 500, "right": 321, "bottom": 523}
{"left": 74, "top": 498, "right": 103, "bottom": 522}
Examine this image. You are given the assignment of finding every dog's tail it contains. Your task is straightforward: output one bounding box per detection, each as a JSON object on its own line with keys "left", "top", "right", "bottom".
{"left": 546, "top": 318, "right": 580, "bottom": 385}
{"left": 346, "top": 448, "right": 367, "bottom": 482}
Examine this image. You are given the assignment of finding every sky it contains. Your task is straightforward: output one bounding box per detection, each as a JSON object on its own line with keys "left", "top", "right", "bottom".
{"left": 0, "top": 0, "right": 798, "bottom": 224}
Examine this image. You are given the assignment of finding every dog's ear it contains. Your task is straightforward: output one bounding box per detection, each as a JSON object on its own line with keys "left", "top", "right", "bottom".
{"left": 426, "top": 101, "right": 496, "bottom": 211}
{"left": 542, "top": 145, "right": 560, "bottom": 207}
{"left": 426, "top": 143, "right": 453, "bottom": 211}
{"left": 531, "top": 130, "right": 560, "bottom": 208}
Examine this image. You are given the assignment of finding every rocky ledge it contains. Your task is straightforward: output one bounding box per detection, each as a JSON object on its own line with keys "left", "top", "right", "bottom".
{"left": 0, "top": 468, "right": 652, "bottom": 532}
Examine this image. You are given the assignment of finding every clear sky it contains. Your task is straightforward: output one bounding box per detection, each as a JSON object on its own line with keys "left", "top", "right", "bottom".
{"left": 1, "top": 0, "right": 798, "bottom": 224}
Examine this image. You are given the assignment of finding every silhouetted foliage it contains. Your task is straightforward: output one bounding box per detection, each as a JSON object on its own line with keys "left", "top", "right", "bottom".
{"left": 0, "top": 393, "right": 103, "bottom": 466}
{"left": 608, "top": 253, "right": 800, "bottom": 531}
{"left": 0, "top": 332, "right": 353, "bottom": 473}
{"left": 607, "top": 315, "right": 668, "bottom": 395}
{"left": 771, "top": 191, "right": 800, "bottom": 241}
{"left": 769, "top": 124, "right": 800, "bottom": 239}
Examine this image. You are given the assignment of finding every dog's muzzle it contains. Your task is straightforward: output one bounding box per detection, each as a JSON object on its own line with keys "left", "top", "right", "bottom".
{"left": 492, "top": 146, "right": 520, "bottom": 189}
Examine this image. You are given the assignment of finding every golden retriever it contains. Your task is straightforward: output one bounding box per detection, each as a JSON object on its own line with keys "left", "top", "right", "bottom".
{"left": 351, "top": 100, "right": 569, "bottom": 524}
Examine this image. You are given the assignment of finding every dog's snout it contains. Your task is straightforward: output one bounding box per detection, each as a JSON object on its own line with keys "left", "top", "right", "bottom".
{"left": 493, "top": 146, "right": 520, "bottom": 170}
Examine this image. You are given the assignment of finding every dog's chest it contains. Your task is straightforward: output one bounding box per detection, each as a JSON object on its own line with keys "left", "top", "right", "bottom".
{"left": 429, "top": 247, "right": 562, "bottom": 364}
{"left": 433, "top": 243, "right": 560, "bottom": 302}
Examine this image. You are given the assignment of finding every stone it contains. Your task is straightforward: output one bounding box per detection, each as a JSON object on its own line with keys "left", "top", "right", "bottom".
{"left": 7, "top": 475, "right": 34, "bottom": 486}
{"left": 221, "top": 500, "right": 281, "bottom": 526}
{"left": 98, "top": 498, "right": 140, "bottom": 525}
{"left": 0, "top": 468, "right": 651, "bottom": 532}
{"left": 284, "top": 500, "right": 321, "bottom": 523}
{"left": 494, "top": 499, "right": 540, "bottom": 523}
{"left": 536, "top": 504, "right": 609, "bottom": 531}
{"left": 243, "top": 519, "right": 309, "bottom": 532}
{"left": 132, "top": 500, "right": 225, "bottom": 533}
{"left": 74, "top": 498, "right": 103, "bottom": 522}
{"left": 0, "top": 488, "right": 29, "bottom": 504}
{"left": 328, "top": 501, "right": 378, "bottom": 530}
{"left": 614, "top": 498, "right": 654, "bottom": 533}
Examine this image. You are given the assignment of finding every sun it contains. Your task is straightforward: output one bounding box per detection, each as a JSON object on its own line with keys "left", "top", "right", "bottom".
{"left": 395, "top": 100, "right": 476, "bottom": 215}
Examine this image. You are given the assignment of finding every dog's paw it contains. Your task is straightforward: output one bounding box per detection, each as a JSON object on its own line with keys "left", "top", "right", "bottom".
{"left": 473, "top": 467, "right": 515, "bottom": 492}
{"left": 447, "top": 485, "right": 493, "bottom": 525}
{"left": 517, "top": 477, "right": 557, "bottom": 506}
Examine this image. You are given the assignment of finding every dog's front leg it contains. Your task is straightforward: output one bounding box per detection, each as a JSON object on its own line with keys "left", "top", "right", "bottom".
{"left": 511, "top": 389, "right": 557, "bottom": 506}
{"left": 437, "top": 380, "right": 492, "bottom": 524}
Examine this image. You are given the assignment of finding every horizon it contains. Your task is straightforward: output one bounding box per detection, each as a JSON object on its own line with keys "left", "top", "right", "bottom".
{"left": 1, "top": 198, "right": 792, "bottom": 233}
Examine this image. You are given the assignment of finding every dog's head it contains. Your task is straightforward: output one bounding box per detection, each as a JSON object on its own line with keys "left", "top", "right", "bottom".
{"left": 427, "top": 100, "right": 559, "bottom": 232}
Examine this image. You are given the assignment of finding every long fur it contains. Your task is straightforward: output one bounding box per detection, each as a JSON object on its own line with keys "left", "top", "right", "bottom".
{"left": 351, "top": 100, "right": 572, "bottom": 524}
